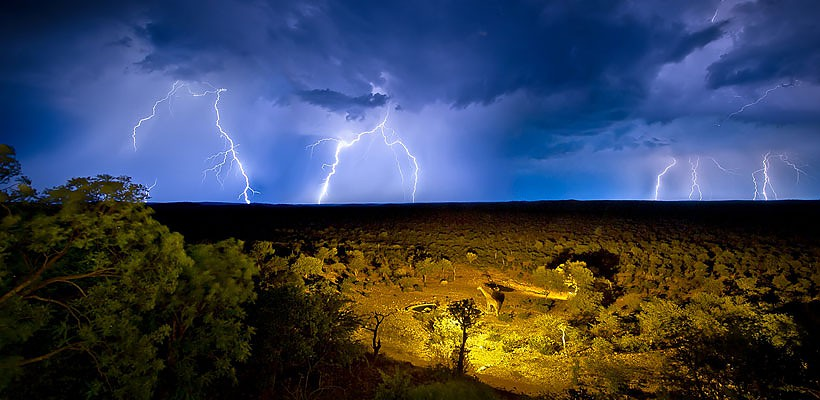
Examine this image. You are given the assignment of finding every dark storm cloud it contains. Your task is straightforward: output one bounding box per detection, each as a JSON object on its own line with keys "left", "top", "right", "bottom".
{"left": 126, "top": 1, "right": 723, "bottom": 110}
{"left": 250, "top": 0, "right": 723, "bottom": 159}
{"left": 297, "top": 89, "right": 388, "bottom": 120}
{"left": 16, "top": 0, "right": 719, "bottom": 155}
{"left": 311, "top": 1, "right": 721, "bottom": 110}
{"left": 707, "top": 0, "right": 820, "bottom": 88}
{"left": 131, "top": 1, "right": 286, "bottom": 78}
{"left": 529, "top": 140, "right": 587, "bottom": 160}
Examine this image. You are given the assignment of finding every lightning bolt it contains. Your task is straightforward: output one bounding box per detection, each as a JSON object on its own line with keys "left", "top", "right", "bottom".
{"left": 776, "top": 154, "right": 808, "bottom": 184}
{"left": 132, "top": 81, "right": 184, "bottom": 150}
{"left": 752, "top": 152, "right": 809, "bottom": 200}
{"left": 688, "top": 157, "right": 703, "bottom": 201}
{"left": 146, "top": 178, "right": 158, "bottom": 193}
{"left": 711, "top": 0, "right": 724, "bottom": 23}
{"left": 654, "top": 157, "right": 677, "bottom": 201}
{"left": 752, "top": 152, "right": 776, "bottom": 200}
{"left": 131, "top": 81, "right": 257, "bottom": 204}
{"left": 709, "top": 157, "right": 739, "bottom": 175}
{"left": 726, "top": 80, "right": 798, "bottom": 120}
{"left": 201, "top": 88, "right": 257, "bottom": 204}
{"left": 308, "top": 108, "right": 419, "bottom": 204}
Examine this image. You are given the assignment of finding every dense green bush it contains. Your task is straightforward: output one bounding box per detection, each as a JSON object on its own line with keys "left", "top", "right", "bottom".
{"left": 0, "top": 149, "right": 257, "bottom": 399}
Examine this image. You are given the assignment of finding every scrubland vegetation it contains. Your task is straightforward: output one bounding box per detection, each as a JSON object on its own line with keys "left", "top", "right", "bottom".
{"left": 2, "top": 143, "right": 819, "bottom": 399}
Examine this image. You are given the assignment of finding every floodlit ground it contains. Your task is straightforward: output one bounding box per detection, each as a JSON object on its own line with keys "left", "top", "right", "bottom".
{"left": 351, "top": 265, "right": 615, "bottom": 396}
{"left": 149, "top": 201, "right": 820, "bottom": 399}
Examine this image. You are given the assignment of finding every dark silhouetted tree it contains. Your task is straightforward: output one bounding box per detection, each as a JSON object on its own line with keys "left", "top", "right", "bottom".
{"left": 447, "top": 298, "right": 482, "bottom": 375}
{"left": 365, "top": 311, "right": 394, "bottom": 358}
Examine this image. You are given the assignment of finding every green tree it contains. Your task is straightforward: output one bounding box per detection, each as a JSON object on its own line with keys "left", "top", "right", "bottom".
{"left": 0, "top": 145, "right": 35, "bottom": 206}
{"left": 292, "top": 254, "right": 323, "bottom": 278}
{"left": 563, "top": 262, "right": 602, "bottom": 322}
{"left": 423, "top": 311, "right": 462, "bottom": 368}
{"left": 0, "top": 165, "right": 257, "bottom": 399}
{"left": 637, "top": 294, "right": 804, "bottom": 398}
{"left": 315, "top": 246, "right": 338, "bottom": 264}
{"left": 155, "top": 239, "right": 257, "bottom": 398}
{"left": 347, "top": 249, "right": 369, "bottom": 278}
{"left": 0, "top": 175, "right": 188, "bottom": 398}
{"left": 416, "top": 258, "right": 436, "bottom": 285}
{"left": 251, "top": 241, "right": 297, "bottom": 287}
{"left": 244, "top": 283, "right": 361, "bottom": 397}
{"left": 465, "top": 251, "right": 477, "bottom": 265}
{"left": 531, "top": 314, "right": 580, "bottom": 355}
{"left": 533, "top": 266, "right": 567, "bottom": 294}
{"left": 447, "top": 298, "right": 482, "bottom": 375}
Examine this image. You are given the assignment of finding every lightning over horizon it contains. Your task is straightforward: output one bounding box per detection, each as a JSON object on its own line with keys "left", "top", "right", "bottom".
{"left": 650, "top": 153, "right": 810, "bottom": 201}
{"left": 654, "top": 157, "right": 677, "bottom": 201}
{"left": 751, "top": 152, "right": 810, "bottom": 201}
{"left": 689, "top": 157, "right": 703, "bottom": 201}
{"left": 308, "top": 109, "right": 419, "bottom": 204}
{"left": 752, "top": 152, "right": 774, "bottom": 200}
{"left": 130, "top": 81, "right": 257, "bottom": 204}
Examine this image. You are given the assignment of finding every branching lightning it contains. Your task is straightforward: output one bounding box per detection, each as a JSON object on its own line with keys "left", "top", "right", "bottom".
{"left": 654, "top": 158, "right": 677, "bottom": 201}
{"left": 776, "top": 154, "right": 808, "bottom": 184}
{"left": 308, "top": 109, "right": 419, "bottom": 204}
{"left": 202, "top": 88, "right": 257, "bottom": 204}
{"left": 652, "top": 151, "right": 807, "bottom": 201}
{"left": 688, "top": 157, "right": 703, "bottom": 201}
{"left": 131, "top": 81, "right": 257, "bottom": 204}
{"left": 752, "top": 152, "right": 775, "bottom": 200}
{"left": 752, "top": 152, "right": 809, "bottom": 200}
{"left": 132, "top": 81, "right": 184, "bottom": 151}
{"left": 726, "top": 80, "right": 798, "bottom": 120}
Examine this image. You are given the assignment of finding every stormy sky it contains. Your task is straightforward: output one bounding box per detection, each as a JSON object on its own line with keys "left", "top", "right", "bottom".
{"left": 1, "top": 0, "right": 819, "bottom": 203}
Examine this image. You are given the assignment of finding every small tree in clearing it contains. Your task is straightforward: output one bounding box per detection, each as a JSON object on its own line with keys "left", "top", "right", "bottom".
{"left": 364, "top": 311, "right": 394, "bottom": 358}
{"left": 447, "top": 298, "right": 482, "bottom": 375}
{"left": 466, "top": 251, "right": 477, "bottom": 265}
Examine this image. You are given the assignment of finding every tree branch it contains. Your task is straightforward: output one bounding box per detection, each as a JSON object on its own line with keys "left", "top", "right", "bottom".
{"left": 24, "top": 294, "right": 87, "bottom": 327}
{"left": 24, "top": 268, "right": 117, "bottom": 296}
{"left": 17, "top": 343, "right": 80, "bottom": 366}
{"left": 0, "top": 242, "right": 73, "bottom": 304}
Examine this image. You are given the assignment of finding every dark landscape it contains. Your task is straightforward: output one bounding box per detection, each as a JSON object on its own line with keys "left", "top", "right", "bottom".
{"left": 2, "top": 148, "right": 820, "bottom": 398}
{"left": 148, "top": 200, "right": 820, "bottom": 398}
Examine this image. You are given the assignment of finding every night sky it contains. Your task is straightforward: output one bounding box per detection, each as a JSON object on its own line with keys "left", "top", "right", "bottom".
{"left": 2, "top": 0, "right": 819, "bottom": 204}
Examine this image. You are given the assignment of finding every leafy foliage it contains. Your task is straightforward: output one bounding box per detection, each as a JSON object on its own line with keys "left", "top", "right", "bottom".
{"left": 156, "top": 239, "right": 257, "bottom": 398}
{"left": 0, "top": 155, "right": 256, "bottom": 399}
{"left": 242, "top": 266, "right": 362, "bottom": 397}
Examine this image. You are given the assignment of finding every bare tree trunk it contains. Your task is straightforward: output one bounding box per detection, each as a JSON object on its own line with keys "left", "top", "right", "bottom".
{"left": 367, "top": 312, "right": 391, "bottom": 358}
{"left": 456, "top": 329, "right": 468, "bottom": 374}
